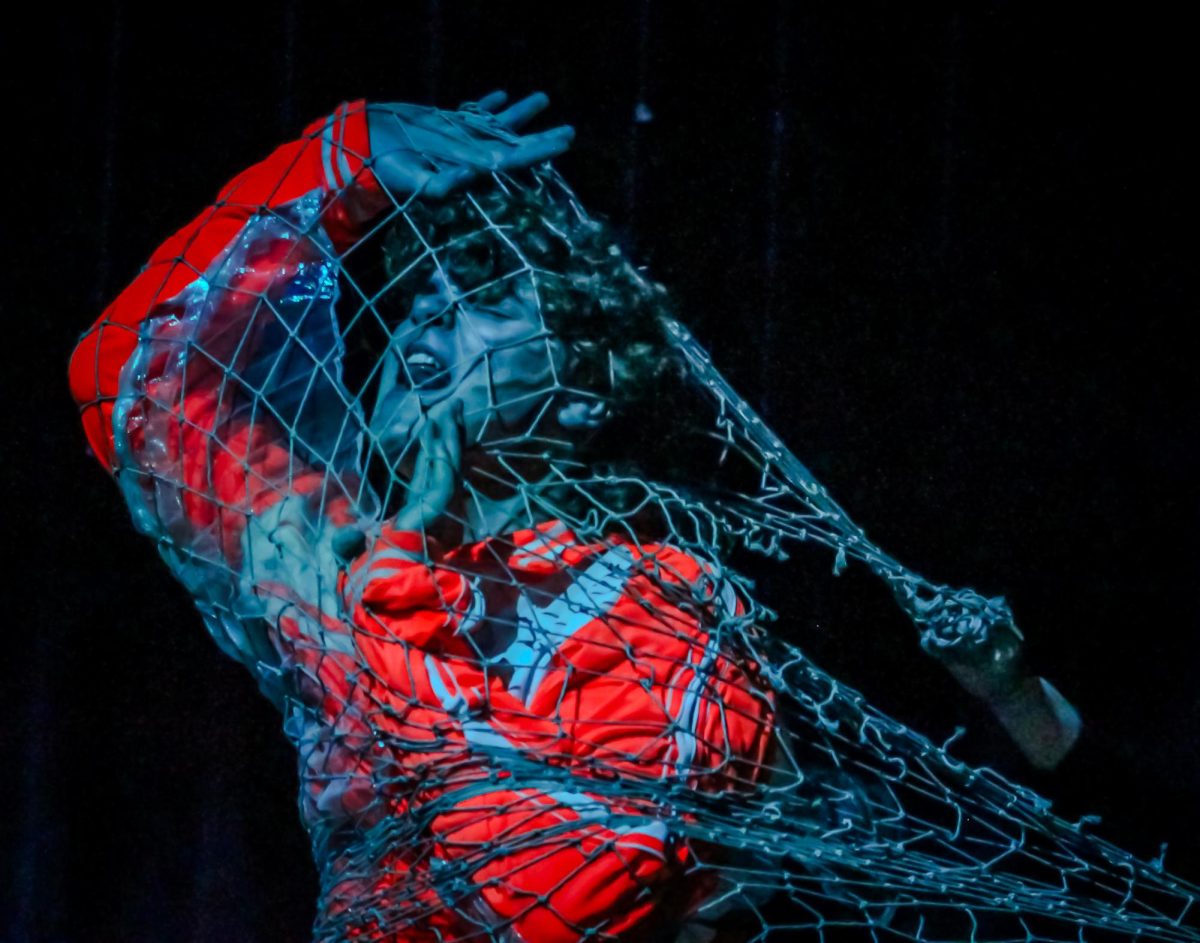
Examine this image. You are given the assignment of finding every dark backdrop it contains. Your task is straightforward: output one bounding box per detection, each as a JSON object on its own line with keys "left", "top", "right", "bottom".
{"left": 3, "top": 4, "right": 1195, "bottom": 941}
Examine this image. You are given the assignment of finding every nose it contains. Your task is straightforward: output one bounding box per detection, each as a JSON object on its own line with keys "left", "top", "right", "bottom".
{"left": 407, "top": 273, "right": 459, "bottom": 331}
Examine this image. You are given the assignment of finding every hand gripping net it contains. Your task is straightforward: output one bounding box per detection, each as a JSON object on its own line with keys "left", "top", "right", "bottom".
{"left": 89, "top": 114, "right": 1197, "bottom": 943}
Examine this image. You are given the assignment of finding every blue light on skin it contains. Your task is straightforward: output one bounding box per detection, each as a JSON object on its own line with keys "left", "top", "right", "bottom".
{"left": 367, "top": 269, "right": 607, "bottom": 539}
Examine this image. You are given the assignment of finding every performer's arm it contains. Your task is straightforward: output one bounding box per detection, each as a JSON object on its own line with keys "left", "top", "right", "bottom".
{"left": 69, "top": 99, "right": 385, "bottom": 476}
{"left": 67, "top": 93, "right": 573, "bottom": 698}
{"left": 66, "top": 100, "right": 392, "bottom": 580}
{"left": 69, "top": 94, "right": 574, "bottom": 568}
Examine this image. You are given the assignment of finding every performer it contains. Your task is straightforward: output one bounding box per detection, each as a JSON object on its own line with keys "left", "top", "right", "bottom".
{"left": 69, "top": 92, "right": 776, "bottom": 943}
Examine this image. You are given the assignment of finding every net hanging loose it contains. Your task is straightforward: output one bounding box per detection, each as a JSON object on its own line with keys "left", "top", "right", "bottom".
{"left": 70, "top": 99, "right": 1199, "bottom": 943}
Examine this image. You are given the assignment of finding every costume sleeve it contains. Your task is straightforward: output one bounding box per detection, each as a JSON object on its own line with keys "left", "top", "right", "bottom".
{"left": 68, "top": 100, "right": 390, "bottom": 567}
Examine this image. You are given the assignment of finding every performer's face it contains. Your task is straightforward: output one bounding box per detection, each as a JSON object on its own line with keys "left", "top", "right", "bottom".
{"left": 369, "top": 269, "right": 569, "bottom": 461}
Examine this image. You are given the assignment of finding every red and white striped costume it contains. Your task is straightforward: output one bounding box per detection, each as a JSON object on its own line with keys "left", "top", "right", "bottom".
{"left": 69, "top": 101, "right": 776, "bottom": 942}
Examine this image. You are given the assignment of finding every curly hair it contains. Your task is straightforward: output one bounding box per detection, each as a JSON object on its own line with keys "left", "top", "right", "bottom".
{"left": 334, "top": 174, "right": 738, "bottom": 534}
{"left": 378, "top": 176, "right": 686, "bottom": 413}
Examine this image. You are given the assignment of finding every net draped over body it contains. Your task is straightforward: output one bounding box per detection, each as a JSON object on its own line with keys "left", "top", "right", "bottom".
{"left": 70, "top": 99, "right": 1200, "bottom": 942}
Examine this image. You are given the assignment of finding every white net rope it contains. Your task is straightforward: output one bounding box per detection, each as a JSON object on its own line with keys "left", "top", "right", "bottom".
{"left": 94, "top": 120, "right": 1198, "bottom": 943}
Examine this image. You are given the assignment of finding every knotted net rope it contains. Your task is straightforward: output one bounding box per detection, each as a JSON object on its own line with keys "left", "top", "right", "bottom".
{"left": 89, "top": 111, "right": 1197, "bottom": 943}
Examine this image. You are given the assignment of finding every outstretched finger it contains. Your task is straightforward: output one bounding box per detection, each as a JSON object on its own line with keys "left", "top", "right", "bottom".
{"left": 469, "top": 90, "right": 509, "bottom": 113}
{"left": 497, "top": 125, "right": 575, "bottom": 170}
{"left": 406, "top": 417, "right": 436, "bottom": 495}
{"left": 491, "top": 91, "right": 550, "bottom": 130}
{"left": 423, "top": 425, "right": 460, "bottom": 509}
{"left": 439, "top": 399, "right": 465, "bottom": 471}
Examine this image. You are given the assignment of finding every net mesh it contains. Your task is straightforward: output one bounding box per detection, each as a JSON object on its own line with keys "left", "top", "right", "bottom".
{"left": 87, "top": 106, "right": 1197, "bottom": 943}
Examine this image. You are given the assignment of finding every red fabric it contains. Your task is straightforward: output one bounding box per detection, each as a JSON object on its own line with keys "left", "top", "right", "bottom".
{"left": 429, "top": 789, "right": 700, "bottom": 943}
{"left": 334, "top": 520, "right": 775, "bottom": 788}
{"left": 324, "top": 789, "right": 702, "bottom": 943}
{"left": 68, "top": 99, "right": 385, "bottom": 473}
{"left": 313, "top": 519, "right": 775, "bottom": 942}
{"left": 69, "top": 101, "right": 385, "bottom": 565}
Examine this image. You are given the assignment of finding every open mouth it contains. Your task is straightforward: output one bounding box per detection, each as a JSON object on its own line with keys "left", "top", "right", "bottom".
{"left": 403, "top": 347, "right": 452, "bottom": 390}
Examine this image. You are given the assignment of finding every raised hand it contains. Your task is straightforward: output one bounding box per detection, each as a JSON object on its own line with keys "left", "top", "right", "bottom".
{"left": 394, "top": 399, "right": 465, "bottom": 534}
{"left": 366, "top": 91, "right": 575, "bottom": 201}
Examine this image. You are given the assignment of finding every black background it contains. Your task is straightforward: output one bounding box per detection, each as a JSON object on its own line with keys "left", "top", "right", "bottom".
{"left": 2, "top": 4, "right": 1195, "bottom": 941}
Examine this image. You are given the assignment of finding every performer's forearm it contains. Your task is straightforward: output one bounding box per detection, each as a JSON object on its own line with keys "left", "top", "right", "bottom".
{"left": 69, "top": 100, "right": 383, "bottom": 472}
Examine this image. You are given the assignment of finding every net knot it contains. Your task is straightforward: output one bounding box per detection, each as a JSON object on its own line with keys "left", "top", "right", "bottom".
{"left": 904, "top": 586, "right": 1018, "bottom": 654}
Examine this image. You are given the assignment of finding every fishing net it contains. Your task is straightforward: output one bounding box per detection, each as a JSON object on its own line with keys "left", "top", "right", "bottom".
{"left": 75, "top": 103, "right": 1199, "bottom": 943}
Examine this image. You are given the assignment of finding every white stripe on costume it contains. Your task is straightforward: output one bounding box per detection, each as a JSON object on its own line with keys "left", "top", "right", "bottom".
{"left": 423, "top": 652, "right": 517, "bottom": 754}
{"left": 670, "top": 577, "right": 737, "bottom": 778}
{"left": 505, "top": 545, "right": 634, "bottom": 706}
{"left": 333, "top": 104, "right": 355, "bottom": 187}
{"left": 321, "top": 119, "right": 339, "bottom": 190}
{"left": 529, "top": 790, "right": 671, "bottom": 860}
